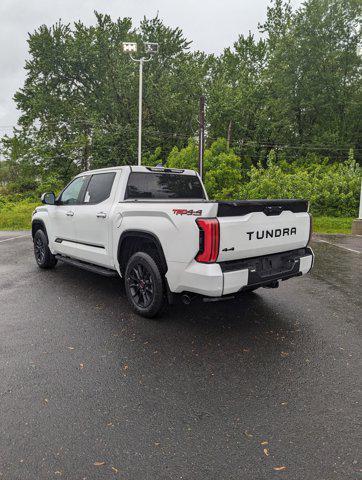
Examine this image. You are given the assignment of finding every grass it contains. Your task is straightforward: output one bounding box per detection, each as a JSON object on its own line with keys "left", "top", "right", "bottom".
{"left": 312, "top": 216, "right": 353, "bottom": 235}
{"left": 0, "top": 200, "right": 355, "bottom": 234}
{"left": 0, "top": 200, "right": 39, "bottom": 230}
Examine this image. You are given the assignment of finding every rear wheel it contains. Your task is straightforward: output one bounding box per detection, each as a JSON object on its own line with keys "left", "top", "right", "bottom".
{"left": 124, "top": 252, "right": 165, "bottom": 318}
{"left": 33, "top": 229, "right": 57, "bottom": 269}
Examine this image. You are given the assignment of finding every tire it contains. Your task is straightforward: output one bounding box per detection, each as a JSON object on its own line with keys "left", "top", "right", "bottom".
{"left": 33, "top": 229, "right": 57, "bottom": 269}
{"left": 124, "top": 251, "right": 165, "bottom": 318}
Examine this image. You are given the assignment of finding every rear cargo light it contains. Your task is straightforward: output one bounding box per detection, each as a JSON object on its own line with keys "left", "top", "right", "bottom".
{"left": 195, "top": 218, "right": 220, "bottom": 263}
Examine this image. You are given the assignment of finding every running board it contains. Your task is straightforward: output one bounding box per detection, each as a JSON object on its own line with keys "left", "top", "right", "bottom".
{"left": 55, "top": 255, "right": 118, "bottom": 277}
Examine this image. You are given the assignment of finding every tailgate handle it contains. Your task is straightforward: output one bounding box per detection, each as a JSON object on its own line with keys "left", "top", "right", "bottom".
{"left": 264, "top": 205, "right": 284, "bottom": 216}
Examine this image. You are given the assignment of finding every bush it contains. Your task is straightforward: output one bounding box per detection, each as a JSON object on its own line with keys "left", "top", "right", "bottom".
{"left": 0, "top": 199, "right": 39, "bottom": 230}
{"left": 0, "top": 139, "right": 360, "bottom": 221}
{"left": 165, "top": 141, "right": 360, "bottom": 216}
{"left": 239, "top": 150, "right": 361, "bottom": 217}
{"left": 167, "top": 138, "right": 242, "bottom": 199}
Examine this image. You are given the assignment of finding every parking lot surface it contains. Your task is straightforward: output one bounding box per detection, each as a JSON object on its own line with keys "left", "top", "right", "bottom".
{"left": 0, "top": 233, "right": 361, "bottom": 480}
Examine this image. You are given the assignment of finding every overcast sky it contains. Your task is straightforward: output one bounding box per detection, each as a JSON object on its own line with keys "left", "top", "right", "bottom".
{"left": 0, "top": 0, "right": 301, "bottom": 132}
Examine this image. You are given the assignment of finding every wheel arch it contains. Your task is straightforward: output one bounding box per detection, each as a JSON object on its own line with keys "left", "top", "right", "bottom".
{"left": 117, "top": 230, "right": 168, "bottom": 276}
{"left": 32, "top": 219, "right": 48, "bottom": 241}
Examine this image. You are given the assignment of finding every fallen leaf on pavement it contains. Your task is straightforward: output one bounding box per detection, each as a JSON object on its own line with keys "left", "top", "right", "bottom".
{"left": 67, "top": 347, "right": 74, "bottom": 350}
{"left": 79, "top": 363, "right": 84, "bottom": 369}
{"left": 273, "top": 466, "right": 287, "bottom": 471}
{"left": 244, "top": 430, "right": 253, "bottom": 438}
{"left": 94, "top": 461, "right": 106, "bottom": 466}
{"left": 280, "top": 351, "right": 289, "bottom": 357}
{"left": 111, "top": 467, "right": 118, "bottom": 473}
{"left": 263, "top": 448, "right": 270, "bottom": 456}
{"left": 261, "top": 441, "right": 268, "bottom": 445}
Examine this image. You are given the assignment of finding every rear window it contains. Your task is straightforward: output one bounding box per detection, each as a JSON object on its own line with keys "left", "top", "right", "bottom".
{"left": 125, "top": 172, "right": 206, "bottom": 200}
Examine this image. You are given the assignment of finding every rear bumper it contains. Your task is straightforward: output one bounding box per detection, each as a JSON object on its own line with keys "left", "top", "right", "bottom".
{"left": 167, "top": 247, "right": 314, "bottom": 297}
{"left": 221, "top": 247, "right": 314, "bottom": 294}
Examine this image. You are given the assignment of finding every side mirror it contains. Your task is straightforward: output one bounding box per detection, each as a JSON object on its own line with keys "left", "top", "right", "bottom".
{"left": 41, "top": 192, "right": 56, "bottom": 205}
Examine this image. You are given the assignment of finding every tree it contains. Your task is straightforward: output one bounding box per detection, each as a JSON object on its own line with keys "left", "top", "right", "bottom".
{"left": 2, "top": 0, "right": 361, "bottom": 195}
{"left": 8, "top": 13, "right": 205, "bottom": 184}
{"left": 260, "top": 0, "right": 361, "bottom": 154}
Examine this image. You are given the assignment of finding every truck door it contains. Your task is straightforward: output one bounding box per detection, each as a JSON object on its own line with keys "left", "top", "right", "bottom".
{"left": 70, "top": 172, "right": 117, "bottom": 268}
{"left": 51, "top": 175, "right": 89, "bottom": 257}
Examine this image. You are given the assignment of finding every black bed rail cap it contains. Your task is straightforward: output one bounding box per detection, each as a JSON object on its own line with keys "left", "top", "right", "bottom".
{"left": 217, "top": 199, "right": 309, "bottom": 217}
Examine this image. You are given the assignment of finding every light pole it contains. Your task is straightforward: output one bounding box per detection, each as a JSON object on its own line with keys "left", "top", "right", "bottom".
{"left": 122, "top": 42, "right": 159, "bottom": 166}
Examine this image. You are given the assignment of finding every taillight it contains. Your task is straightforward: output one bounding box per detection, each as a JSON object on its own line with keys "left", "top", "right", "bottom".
{"left": 195, "top": 218, "right": 220, "bottom": 263}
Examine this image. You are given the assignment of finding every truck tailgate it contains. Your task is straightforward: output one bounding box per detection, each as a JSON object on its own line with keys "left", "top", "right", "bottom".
{"left": 217, "top": 200, "right": 311, "bottom": 262}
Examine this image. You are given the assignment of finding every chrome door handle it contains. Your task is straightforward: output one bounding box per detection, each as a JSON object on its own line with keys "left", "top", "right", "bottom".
{"left": 66, "top": 211, "right": 74, "bottom": 217}
{"left": 96, "top": 212, "right": 107, "bottom": 218}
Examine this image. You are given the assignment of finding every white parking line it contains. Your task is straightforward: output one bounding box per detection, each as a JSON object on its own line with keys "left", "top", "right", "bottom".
{"left": 0, "top": 234, "right": 31, "bottom": 243}
{"left": 314, "top": 238, "right": 361, "bottom": 254}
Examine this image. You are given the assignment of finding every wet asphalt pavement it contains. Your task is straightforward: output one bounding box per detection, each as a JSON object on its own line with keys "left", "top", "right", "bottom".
{"left": 0, "top": 233, "right": 361, "bottom": 480}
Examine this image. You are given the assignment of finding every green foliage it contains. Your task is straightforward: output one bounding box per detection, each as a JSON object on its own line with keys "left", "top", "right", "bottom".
{"left": 203, "top": 139, "right": 242, "bottom": 199}
{"left": 207, "top": 0, "right": 361, "bottom": 158}
{"left": 167, "top": 139, "right": 199, "bottom": 170}
{"left": 166, "top": 138, "right": 243, "bottom": 199}
{"left": 142, "top": 147, "right": 163, "bottom": 166}
{"left": 0, "top": 199, "right": 39, "bottom": 230}
{"left": 239, "top": 149, "right": 361, "bottom": 216}
{"left": 5, "top": 12, "right": 205, "bottom": 179}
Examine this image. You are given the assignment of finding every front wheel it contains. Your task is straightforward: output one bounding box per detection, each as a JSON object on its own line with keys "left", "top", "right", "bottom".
{"left": 124, "top": 252, "right": 165, "bottom": 318}
{"left": 33, "top": 229, "right": 57, "bottom": 269}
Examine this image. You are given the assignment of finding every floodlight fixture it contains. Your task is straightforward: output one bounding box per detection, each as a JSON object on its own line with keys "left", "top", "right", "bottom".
{"left": 122, "top": 42, "right": 137, "bottom": 53}
{"left": 144, "top": 42, "right": 159, "bottom": 54}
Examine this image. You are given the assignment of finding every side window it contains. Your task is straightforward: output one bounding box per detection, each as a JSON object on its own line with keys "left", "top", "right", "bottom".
{"left": 60, "top": 176, "right": 88, "bottom": 205}
{"left": 83, "top": 173, "right": 116, "bottom": 204}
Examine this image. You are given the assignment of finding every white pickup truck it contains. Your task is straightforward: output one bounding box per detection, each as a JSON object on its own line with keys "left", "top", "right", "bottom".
{"left": 32, "top": 165, "right": 314, "bottom": 317}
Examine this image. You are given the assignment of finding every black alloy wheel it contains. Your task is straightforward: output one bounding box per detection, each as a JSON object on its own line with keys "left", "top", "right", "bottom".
{"left": 124, "top": 252, "right": 165, "bottom": 318}
{"left": 34, "top": 235, "right": 46, "bottom": 264}
{"left": 127, "top": 262, "right": 154, "bottom": 308}
{"left": 33, "top": 229, "right": 57, "bottom": 269}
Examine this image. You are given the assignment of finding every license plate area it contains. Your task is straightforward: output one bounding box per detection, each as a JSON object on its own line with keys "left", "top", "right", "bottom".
{"left": 257, "top": 254, "right": 296, "bottom": 278}
{"left": 219, "top": 247, "right": 312, "bottom": 286}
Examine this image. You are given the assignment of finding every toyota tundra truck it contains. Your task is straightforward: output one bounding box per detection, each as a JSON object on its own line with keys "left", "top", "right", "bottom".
{"left": 32, "top": 165, "right": 314, "bottom": 317}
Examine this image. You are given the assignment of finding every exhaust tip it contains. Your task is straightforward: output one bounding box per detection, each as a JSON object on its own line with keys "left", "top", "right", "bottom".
{"left": 263, "top": 280, "right": 279, "bottom": 289}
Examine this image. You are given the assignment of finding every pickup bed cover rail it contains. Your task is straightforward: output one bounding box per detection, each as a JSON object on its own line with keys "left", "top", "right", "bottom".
{"left": 217, "top": 199, "right": 309, "bottom": 216}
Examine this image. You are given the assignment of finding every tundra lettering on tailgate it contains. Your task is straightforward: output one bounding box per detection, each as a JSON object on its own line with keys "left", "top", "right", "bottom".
{"left": 247, "top": 227, "right": 297, "bottom": 240}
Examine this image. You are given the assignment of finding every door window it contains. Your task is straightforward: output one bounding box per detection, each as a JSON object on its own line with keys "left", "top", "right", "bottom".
{"left": 60, "top": 176, "right": 88, "bottom": 205}
{"left": 83, "top": 173, "right": 116, "bottom": 204}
